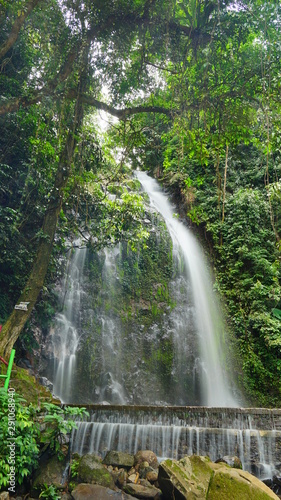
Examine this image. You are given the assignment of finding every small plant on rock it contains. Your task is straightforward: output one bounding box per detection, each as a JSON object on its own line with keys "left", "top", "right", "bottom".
{"left": 39, "top": 483, "right": 61, "bottom": 500}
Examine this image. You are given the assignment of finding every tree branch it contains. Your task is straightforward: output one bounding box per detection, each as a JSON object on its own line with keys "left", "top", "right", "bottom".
{"left": 144, "top": 59, "right": 179, "bottom": 75}
{"left": 77, "top": 92, "right": 173, "bottom": 119}
{"left": 0, "top": 0, "right": 43, "bottom": 60}
{"left": 0, "top": 89, "right": 173, "bottom": 119}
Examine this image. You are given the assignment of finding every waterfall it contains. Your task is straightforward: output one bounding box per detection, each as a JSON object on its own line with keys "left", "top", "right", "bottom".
{"left": 40, "top": 172, "right": 281, "bottom": 481}
{"left": 51, "top": 244, "right": 86, "bottom": 403}
{"left": 135, "top": 171, "right": 237, "bottom": 407}
{"left": 42, "top": 172, "right": 238, "bottom": 407}
{"left": 99, "top": 247, "right": 127, "bottom": 405}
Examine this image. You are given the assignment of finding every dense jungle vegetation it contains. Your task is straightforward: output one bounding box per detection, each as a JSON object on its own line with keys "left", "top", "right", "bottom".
{"left": 0, "top": 0, "right": 281, "bottom": 407}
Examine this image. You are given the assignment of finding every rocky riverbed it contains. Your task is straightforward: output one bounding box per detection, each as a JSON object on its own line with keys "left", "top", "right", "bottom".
{"left": 7, "top": 449, "right": 279, "bottom": 500}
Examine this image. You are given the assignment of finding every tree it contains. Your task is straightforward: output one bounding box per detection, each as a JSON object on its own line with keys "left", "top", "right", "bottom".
{"left": 0, "top": 0, "right": 188, "bottom": 355}
{"left": 1, "top": 0, "right": 280, "bottom": 406}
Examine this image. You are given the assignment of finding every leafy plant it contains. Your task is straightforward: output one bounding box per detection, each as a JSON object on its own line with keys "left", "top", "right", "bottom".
{"left": 70, "top": 458, "right": 80, "bottom": 478}
{"left": 40, "top": 404, "right": 89, "bottom": 458}
{"left": 39, "top": 483, "right": 61, "bottom": 500}
{"left": 0, "top": 390, "right": 40, "bottom": 489}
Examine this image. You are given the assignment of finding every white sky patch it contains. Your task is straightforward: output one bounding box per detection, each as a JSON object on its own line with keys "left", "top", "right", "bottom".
{"left": 95, "top": 85, "right": 119, "bottom": 135}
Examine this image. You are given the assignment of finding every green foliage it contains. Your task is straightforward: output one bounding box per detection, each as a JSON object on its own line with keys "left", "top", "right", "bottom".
{"left": 70, "top": 458, "right": 80, "bottom": 478}
{"left": 39, "top": 483, "right": 61, "bottom": 500}
{"left": 0, "top": 390, "right": 39, "bottom": 489}
{"left": 0, "top": 390, "right": 89, "bottom": 491}
{"left": 40, "top": 404, "right": 89, "bottom": 458}
{"left": 0, "top": 0, "right": 280, "bottom": 407}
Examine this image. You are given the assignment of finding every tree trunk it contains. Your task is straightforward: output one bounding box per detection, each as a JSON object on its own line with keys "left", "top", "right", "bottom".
{"left": 0, "top": 96, "right": 84, "bottom": 358}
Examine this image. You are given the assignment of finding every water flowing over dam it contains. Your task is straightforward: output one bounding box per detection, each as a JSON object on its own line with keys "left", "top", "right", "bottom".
{"left": 71, "top": 405, "right": 281, "bottom": 481}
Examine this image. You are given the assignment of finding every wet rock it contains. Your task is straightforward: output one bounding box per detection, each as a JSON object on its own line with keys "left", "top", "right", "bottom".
{"left": 215, "top": 455, "right": 242, "bottom": 469}
{"left": 0, "top": 493, "right": 9, "bottom": 500}
{"left": 134, "top": 451, "right": 159, "bottom": 471}
{"left": 31, "top": 455, "right": 67, "bottom": 498}
{"left": 123, "top": 482, "right": 162, "bottom": 499}
{"left": 72, "top": 483, "right": 135, "bottom": 500}
{"left": 39, "top": 376, "right": 53, "bottom": 391}
{"left": 272, "top": 475, "right": 281, "bottom": 488}
{"left": 263, "top": 476, "right": 281, "bottom": 498}
{"left": 78, "top": 453, "right": 115, "bottom": 489}
{"left": 116, "top": 468, "right": 128, "bottom": 488}
{"left": 158, "top": 455, "right": 279, "bottom": 500}
{"left": 103, "top": 450, "right": 134, "bottom": 469}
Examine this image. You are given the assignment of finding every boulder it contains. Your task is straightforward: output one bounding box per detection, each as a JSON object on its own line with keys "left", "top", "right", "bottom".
{"left": 134, "top": 451, "right": 159, "bottom": 471}
{"left": 158, "top": 455, "right": 279, "bottom": 500}
{"left": 103, "top": 451, "right": 134, "bottom": 469}
{"left": 159, "top": 455, "right": 212, "bottom": 499}
{"left": 208, "top": 465, "right": 280, "bottom": 499}
{"left": 31, "top": 455, "right": 67, "bottom": 498}
{"left": 123, "top": 482, "right": 162, "bottom": 499}
{"left": 72, "top": 483, "right": 135, "bottom": 500}
{"left": 0, "top": 493, "right": 9, "bottom": 500}
{"left": 215, "top": 455, "right": 242, "bottom": 469}
{"left": 78, "top": 454, "right": 115, "bottom": 489}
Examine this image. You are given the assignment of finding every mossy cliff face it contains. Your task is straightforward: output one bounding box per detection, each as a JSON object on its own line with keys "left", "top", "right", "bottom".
{"left": 73, "top": 212, "right": 198, "bottom": 404}
{"left": 40, "top": 206, "right": 202, "bottom": 405}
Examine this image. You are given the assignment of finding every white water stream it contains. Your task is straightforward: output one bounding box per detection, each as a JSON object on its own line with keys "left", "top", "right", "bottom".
{"left": 51, "top": 244, "right": 86, "bottom": 402}
{"left": 136, "top": 171, "right": 237, "bottom": 407}
{"left": 45, "top": 172, "right": 238, "bottom": 407}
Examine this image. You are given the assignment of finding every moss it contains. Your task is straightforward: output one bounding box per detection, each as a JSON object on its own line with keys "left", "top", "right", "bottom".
{"left": 207, "top": 470, "right": 276, "bottom": 500}
{"left": 78, "top": 454, "right": 115, "bottom": 489}
{"left": 8, "top": 366, "right": 55, "bottom": 405}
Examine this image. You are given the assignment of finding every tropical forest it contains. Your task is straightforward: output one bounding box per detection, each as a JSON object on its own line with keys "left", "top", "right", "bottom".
{"left": 0, "top": 0, "right": 281, "bottom": 499}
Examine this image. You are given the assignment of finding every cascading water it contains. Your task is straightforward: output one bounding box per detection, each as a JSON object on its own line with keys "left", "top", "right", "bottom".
{"left": 99, "top": 247, "right": 127, "bottom": 404}
{"left": 135, "top": 171, "right": 237, "bottom": 407}
{"left": 50, "top": 244, "right": 86, "bottom": 403}
{"left": 39, "top": 172, "right": 281, "bottom": 481}
{"left": 42, "top": 172, "right": 239, "bottom": 407}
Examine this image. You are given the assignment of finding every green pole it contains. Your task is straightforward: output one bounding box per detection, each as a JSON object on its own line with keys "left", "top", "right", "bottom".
{"left": 3, "top": 349, "right": 15, "bottom": 391}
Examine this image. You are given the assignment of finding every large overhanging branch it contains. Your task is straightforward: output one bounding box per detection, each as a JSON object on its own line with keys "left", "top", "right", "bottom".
{"left": 0, "top": 89, "right": 173, "bottom": 119}
{"left": 77, "top": 92, "right": 173, "bottom": 119}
